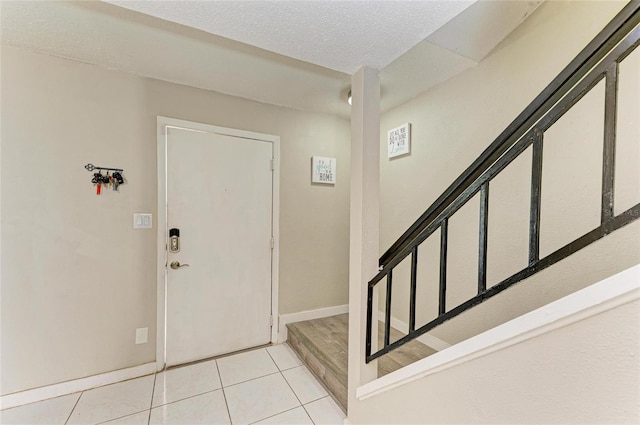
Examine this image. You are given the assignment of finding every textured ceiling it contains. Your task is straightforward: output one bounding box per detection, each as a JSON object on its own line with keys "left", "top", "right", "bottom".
{"left": 1, "top": 1, "right": 543, "bottom": 118}
{"left": 104, "top": 0, "right": 475, "bottom": 74}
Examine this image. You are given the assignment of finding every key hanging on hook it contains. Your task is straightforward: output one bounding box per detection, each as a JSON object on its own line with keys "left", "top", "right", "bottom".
{"left": 91, "top": 172, "right": 101, "bottom": 195}
{"left": 85, "top": 164, "right": 125, "bottom": 195}
{"left": 98, "top": 171, "right": 104, "bottom": 195}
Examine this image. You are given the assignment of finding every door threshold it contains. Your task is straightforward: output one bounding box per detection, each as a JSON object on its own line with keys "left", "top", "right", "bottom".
{"left": 165, "top": 343, "right": 274, "bottom": 372}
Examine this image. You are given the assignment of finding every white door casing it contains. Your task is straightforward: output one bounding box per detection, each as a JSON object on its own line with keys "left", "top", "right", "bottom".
{"left": 156, "top": 117, "right": 280, "bottom": 369}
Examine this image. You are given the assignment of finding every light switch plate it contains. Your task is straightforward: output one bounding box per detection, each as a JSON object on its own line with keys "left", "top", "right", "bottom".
{"left": 133, "top": 213, "right": 152, "bottom": 229}
{"left": 135, "top": 327, "right": 148, "bottom": 345}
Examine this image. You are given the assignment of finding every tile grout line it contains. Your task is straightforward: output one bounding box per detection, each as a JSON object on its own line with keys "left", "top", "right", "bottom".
{"left": 218, "top": 348, "right": 281, "bottom": 389}
{"left": 266, "top": 348, "right": 318, "bottom": 424}
{"left": 281, "top": 360, "right": 336, "bottom": 407}
{"left": 301, "top": 400, "right": 319, "bottom": 425}
{"left": 147, "top": 372, "right": 157, "bottom": 425}
{"left": 266, "top": 344, "right": 305, "bottom": 372}
{"left": 144, "top": 362, "right": 227, "bottom": 410}
{"left": 302, "top": 396, "right": 337, "bottom": 425}
{"left": 281, "top": 375, "right": 314, "bottom": 423}
{"left": 279, "top": 369, "right": 304, "bottom": 406}
{"left": 90, "top": 376, "right": 159, "bottom": 425}
{"left": 266, "top": 345, "right": 290, "bottom": 372}
{"left": 222, "top": 370, "right": 282, "bottom": 390}
{"left": 220, "top": 388, "right": 234, "bottom": 425}
{"left": 247, "top": 405, "right": 303, "bottom": 425}
{"left": 227, "top": 347, "right": 302, "bottom": 424}
{"left": 264, "top": 347, "right": 285, "bottom": 373}
{"left": 273, "top": 344, "right": 334, "bottom": 422}
{"left": 282, "top": 365, "right": 331, "bottom": 406}
{"left": 216, "top": 360, "right": 234, "bottom": 424}
{"left": 283, "top": 343, "right": 345, "bottom": 415}
{"left": 140, "top": 358, "right": 228, "bottom": 413}
{"left": 95, "top": 409, "right": 151, "bottom": 425}
{"left": 64, "top": 392, "right": 83, "bottom": 425}
{"left": 148, "top": 388, "right": 226, "bottom": 410}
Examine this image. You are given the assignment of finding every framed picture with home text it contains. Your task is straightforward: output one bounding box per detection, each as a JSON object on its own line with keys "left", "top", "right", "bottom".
{"left": 311, "top": 156, "right": 336, "bottom": 184}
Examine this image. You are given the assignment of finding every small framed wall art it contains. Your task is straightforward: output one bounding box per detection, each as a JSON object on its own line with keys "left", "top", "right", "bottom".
{"left": 387, "top": 123, "right": 411, "bottom": 159}
{"left": 311, "top": 156, "right": 336, "bottom": 184}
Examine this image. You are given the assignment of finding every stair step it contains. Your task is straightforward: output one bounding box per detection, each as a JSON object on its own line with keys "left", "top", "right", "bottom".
{"left": 287, "top": 314, "right": 348, "bottom": 412}
{"left": 286, "top": 313, "right": 436, "bottom": 411}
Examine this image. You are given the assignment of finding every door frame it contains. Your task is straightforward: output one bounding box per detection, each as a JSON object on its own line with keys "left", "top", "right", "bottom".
{"left": 155, "top": 116, "right": 280, "bottom": 371}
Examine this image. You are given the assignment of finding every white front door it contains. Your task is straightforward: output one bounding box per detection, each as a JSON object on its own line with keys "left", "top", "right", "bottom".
{"left": 164, "top": 124, "right": 274, "bottom": 366}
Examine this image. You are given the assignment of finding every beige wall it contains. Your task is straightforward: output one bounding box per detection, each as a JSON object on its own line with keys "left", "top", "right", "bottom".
{"left": 377, "top": 0, "right": 639, "bottom": 345}
{"left": 0, "top": 46, "right": 350, "bottom": 395}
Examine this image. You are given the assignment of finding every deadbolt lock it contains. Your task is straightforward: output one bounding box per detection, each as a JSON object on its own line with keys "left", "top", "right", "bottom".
{"left": 169, "top": 228, "right": 180, "bottom": 253}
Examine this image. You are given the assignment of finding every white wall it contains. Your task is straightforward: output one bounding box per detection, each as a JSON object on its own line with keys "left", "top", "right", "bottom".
{"left": 377, "top": 0, "right": 639, "bottom": 345}
{"left": 0, "top": 46, "right": 350, "bottom": 395}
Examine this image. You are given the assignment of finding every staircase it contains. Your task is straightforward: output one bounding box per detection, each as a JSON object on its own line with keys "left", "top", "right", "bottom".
{"left": 287, "top": 313, "right": 436, "bottom": 411}
{"left": 288, "top": 3, "right": 640, "bottom": 415}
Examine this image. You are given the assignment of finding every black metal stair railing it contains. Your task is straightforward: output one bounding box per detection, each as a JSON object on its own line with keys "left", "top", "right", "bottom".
{"left": 366, "top": 2, "right": 640, "bottom": 363}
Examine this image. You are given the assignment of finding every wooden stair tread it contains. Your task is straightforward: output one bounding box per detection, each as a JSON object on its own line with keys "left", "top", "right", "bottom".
{"left": 287, "top": 313, "right": 437, "bottom": 411}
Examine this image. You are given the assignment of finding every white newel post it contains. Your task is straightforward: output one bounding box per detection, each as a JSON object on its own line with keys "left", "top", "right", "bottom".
{"left": 348, "top": 66, "right": 380, "bottom": 412}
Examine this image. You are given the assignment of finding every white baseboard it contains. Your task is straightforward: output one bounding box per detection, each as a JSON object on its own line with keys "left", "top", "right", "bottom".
{"left": 278, "top": 304, "right": 349, "bottom": 343}
{"left": 0, "top": 362, "right": 156, "bottom": 410}
{"left": 377, "top": 312, "right": 451, "bottom": 352}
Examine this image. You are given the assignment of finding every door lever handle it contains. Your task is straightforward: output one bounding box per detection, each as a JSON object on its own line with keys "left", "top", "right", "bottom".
{"left": 170, "top": 261, "right": 190, "bottom": 270}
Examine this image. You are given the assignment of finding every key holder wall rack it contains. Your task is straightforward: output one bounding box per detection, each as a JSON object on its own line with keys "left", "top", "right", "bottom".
{"left": 84, "top": 163, "right": 126, "bottom": 195}
{"left": 84, "top": 163, "right": 123, "bottom": 172}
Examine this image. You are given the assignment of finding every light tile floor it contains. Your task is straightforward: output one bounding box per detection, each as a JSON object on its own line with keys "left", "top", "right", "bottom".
{"left": 0, "top": 344, "right": 346, "bottom": 425}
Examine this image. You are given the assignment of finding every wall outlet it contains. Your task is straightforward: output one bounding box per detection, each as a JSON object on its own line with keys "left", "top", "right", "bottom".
{"left": 135, "top": 327, "right": 148, "bottom": 345}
